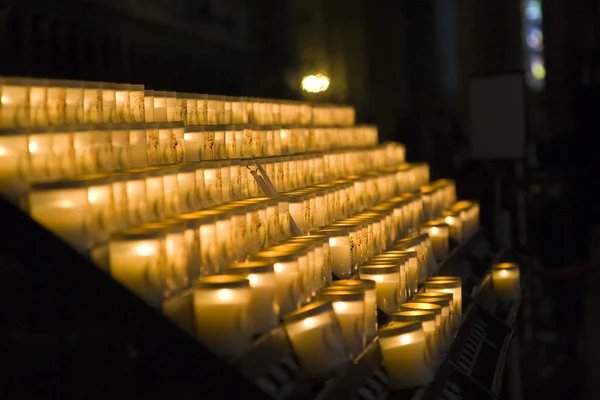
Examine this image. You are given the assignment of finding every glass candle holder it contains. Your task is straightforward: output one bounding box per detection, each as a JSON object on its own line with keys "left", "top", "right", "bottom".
{"left": 201, "top": 161, "right": 223, "bottom": 207}
{"left": 398, "top": 302, "right": 445, "bottom": 352}
{"left": 393, "top": 243, "right": 423, "bottom": 294}
{"left": 153, "top": 91, "right": 168, "bottom": 122}
{"left": 331, "top": 279, "right": 378, "bottom": 343}
{"left": 141, "top": 221, "right": 189, "bottom": 297}
{"left": 196, "top": 94, "right": 207, "bottom": 125}
{"left": 228, "top": 261, "right": 279, "bottom": 336}
{"left": 425, "top": 278, "right": 462, "bottom": 329}
{"left": 62, "top": 80, "right": 84, "bottom": 124}
{"left": 165, "top": 92, "right": 178, "bottom": 122}
{"left": 182, "top": 126, "right": 205, "bottom": 162}
{"left": 113, "top": 171, "right": 148, "bottom": 228}
{"left": 175, "top": 163, "right": 198, "bottom": 213}
{"left": 0, "top": 127, "right": 31, "bottom": 200}
{"left": 443, "top": 211, "right": 464, "bottom": 244}
{"left": 288, "top": 194, "right": 308, "bottom": 235}
{"left": 369, "top": 254, "right": 408, "bottom": 302}
{"left": 266, "top": 197, "right": 281, "bottom": 246}
{"left": 100, "top": 82, "right": 116, "bottom": 123}
{"left": 142, "top": 167, "right": 166, "bottom": 222}
{"left": 359, "top": 264, "right": 400, "bottom": 315}
{"left": 214, "top": 209, "right": 234, "bottom": 269}
{"left": 220, "top": 160, "right": 232, "bottom": 203}
{"left": 81, "top": 81, "right": 102, "bottom": 124}
{"left": 158, "top": 122, "right": 185, "bottom": 165}
{"left": 421, "top": 222, "right": 450, "bottom": 261}
{"left": 391, "top": 310, "right": 439, "bottom": 366}
{"left": 325, "top": 228, "right": 354, "bottom": 279}
{"left": 109, "top": 125, "right": 131, "bottom": 171}
{"left": 232, "top": 97, "right": 248, "bottom": 124}
{"left": 413, "top": 292, "right": 454, "bottom": 353}
{"left": 144, "top": 90, "right": 154, "bottom": 123}
{"left": 146, "top": 124, "right": 160, "bottom": 166}
{"left": 276, "top": 242, "right": 313, "bottom": 304}
{"left": 194, "top": 275, "right": 253, "bottom": 360}
{"left": 278, "top": 195, "right": 292, "bottom": 240}
{"left": 217, "top": 203, "right": 249, "bottom": 262}
{"left": 128, "top": 123, "right": 149, "bottom": 169}
{"left": 379, "top": 321, "right": 434, "bottom": 389}
{"left": 288, "top": 235, "right": 327, "bottom": 291}
{"left": 319, "top": 289, "right": 366, "bottom": 357}
{"left": 0, "top": 77, "right": 31, "bottom": 128}
{"left": 129, "top": 84, "right": 145, "bottom": 123}
{"left": 251, "top": 249, "right": 302, "bottom": 315}
{"left": 284, "top": 301, "right": 350, "bottom": 377}
{"left": 108, "top": 228, "right": 167, "bottom": 308}
{"left": 29, "top": 176, "right": 116, "bottom": 253}
{"left": 174, "top": 94, "right": 188, "bottom": 124}
{"left": 205, "top": 94, "right": 219, "bottom": 124}
{"left": 114, "top": 83, "right": 132, "bottom": 123}
{"left": 161, "top": 167, "right": 181, "bottom": 218}
{"left": 492, "top": 262, "right": 521, "bottom": 302}
{"left": 177, "top": 212, "right": 218, "bottom": 277}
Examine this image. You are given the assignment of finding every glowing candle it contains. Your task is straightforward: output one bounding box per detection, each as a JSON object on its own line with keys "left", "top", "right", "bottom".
{"left": 144, "top": 90, "right": 154, "bottom": 123}
{"left": 443, "top": 211, "right": 464, "bottom": 244}
{"left": 129, "top": 84, "right": 145, "bottom": 122}
{"left": 108, "top": 228, "right": 167, "bottom": 308}
{"left": 319, "top": 289, "right": 366, "bottom": 356}
{"left": 251, "top": 249, "right": 302, "bottom": 315}
{"left": 127, "top": 123, "right": 149, "bottom": 168}
{"left": 492, "top": 262, "right": 521, "bottom": 302}
{"left": 143, "top": 167, "right": 166, "bottom": 222}
{"left": 331, "top": 279, "right": 378, "bottom": 342}
{"left": 327, "top": 228, "right": 354, "bottom": 278}
{"left": 284, "top": 301, "right": 350, "bottom": 377}
{"left": 141, "top": 221, "right": 189, "bottom": 296}
{"left": 110, "top": 125, "right": 131, "bottom": 171}
{"left": 145, "top": 124, "right": 159, "bottom": 166}
{"left": 185, "top": 94, "right": 198, "bottom": 125}
{"left": 158, "top": 122, "right": 185, "bottom": 165}
{"left": 161, "top": 168, "right": 181, "bottom": 218}
{"left": 276, "top": 242, "right": 313, "bottom": 304}
{"left": 64, "top": 80, "right": 84, "bottom": 124}
{"left": 359, "top": 264, "right": 400, "bottom": 315}
{"left": 413, "top": 292, "right": 454, "bottom": 353}
{"left": 403, "top": 298, "right": 449, "bottom": 356}
{"left": 425, "top": 278, "right": 462, "bottom": 329}
{"left": 206, "top": 95, "right": 218, "bottom": 124}
{"left": 194, "top": 275, "right": 253, "bottom": 360}
{"left": 165, "top": 91, "right": 177, "bottom": 122}
{"left": 227, "top": 261, "right": 279, "bottom": 336}
{"left": 173, "top": 94, "right": 187, "bottom": 123}
{"left": 182, "top": 126, "right": 204, "bottom": 162}
{"left": 178, "top": 212, "right": 219, "bottom": 276}
{"left": 220, "top": 160, "right": 231, "bottom": 203}
{"left": 0, "top": 129, "right": 29, "bottom": 200}
{"left": 201, "top": 161, "right": 222, "bottom": 207}
{"left": 232, "top": 97, "right": 248, "bottom": 124}
{"left": 379, "top": 321, "right": 434, "bottom": 389}
{"left": 101, "top": 82, "right": 116, "bottom": 123}
{"left": 421, "top": 222, "right": 450, "bottom": 261}
{"left": 81, "top": 81, "right": 102, "bottom": 123}
{"left": 152, "top": 91, "right": 167, "bottom": 122}
{"left": 391, "top": 310, "right": 439, "bottom": 366}
{"left": 213, "top": 127, "right": 226, "bottom": 159}
{"left": 214, "top": 203, "right": 248, "bottom": 263}
{"left": 114, "top": 172, "right": 148, "bottom": 227}
{"left": 266, "top": 197, "right": 281, "bottom": 246}
{"left": 175, "top": 163, "right": 198, "bottom": 213}
{"left": 369, "top": 253, "right": 408, "bottom": 302}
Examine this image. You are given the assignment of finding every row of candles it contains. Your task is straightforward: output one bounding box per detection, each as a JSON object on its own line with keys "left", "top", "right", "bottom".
{"left": 184, "top": 197, "right": 479, "bottom": 360}
{"left": 0, "top": 77, "right": 355, "bottom": 127}
{"left": 0, "top": 124, "right": 394, "bottom": 201}
{"left": 25, "top": 164, "right": 441, "bottom": 262}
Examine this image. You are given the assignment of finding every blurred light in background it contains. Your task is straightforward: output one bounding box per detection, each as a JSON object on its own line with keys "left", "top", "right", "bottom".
{"left": 301, "top": 73, "right": 331, "bottom": 93}
{"left": 525, "top": 0, "right": 542, "bottom": 22}
{"left": 523, "top": 0, "right": 545, "bottom": 90}
{"left": 526, "top": 27, "right": 544, "bottom": 51}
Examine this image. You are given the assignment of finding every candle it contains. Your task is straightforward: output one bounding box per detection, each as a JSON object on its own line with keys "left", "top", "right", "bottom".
{"left": 158, "top": 122, "right": 185, "bottom": 164}
{"left": 0, "top": 129, "right": 30, "bottom": 200}
{"left": 319, "top": 289, "right": 366, "bottom": 357}
{"left": 251, "top": 249, "right": 302, "bottom": 315}
{"left": 115, "top": 84, "right": 131, "bottom": 123}
{"left": 101, "top": 82, "right": 116, "bottom": 123}
{"left": 369, "top": 253, "right": 408, "bottom": 302}
{"left": 278, "top": 195, "right": 292, "bottom": 240}
{"left": 165, "top": 92, "right": 177, "bottom": 122}
{"left": 379, "top": 321, "right": 434, "bottom": 389}
{"left": 359, "top": 264, "right": 400, "bottom": 315}
{"left": 443, "top": 211, "right": 464, "bottom": 244}
{"left": 129, "top": 84, "right": 145, "bottom": 122}
{"left": 0, "top": 77, "right": 30, "bottom": 127}
{"left": 492, "top": 262, "right": 521, "bottom": 302}
{"left": 326, "top": 228, "right": 354, "bottom": 278}
{"left": 421, "top": 222, "right": 450, "bottom": 260}
{"left": 173, "top": 94, "right": 187, "bottom": 123}
{"left": 153, "top": 91, "right": 168, "bottom": 122}
{"left": 161, "top": 168, "right": 181, "bottom": 218}
{"left": 113, "top": 172, "right": 148, "bottom": 228}
{"left": 128, "top": 123, "right": 149, "bottom": 168}
{"left": 146, "top": 124, "right": 160, "bottom": 166}
{"left": 182, "top": 126, "right": 204, "bottom": 162}
{"left": 110, "top": 125, "right": 131, "bottom": 171}
{"left": 413, "top": 292, "right": 454, "bottom": 353}
{"left": 82, "top": 81, "right": 102, "bottom": 123}
{"left": 284, "top": 301, "right": 350, "bottom": 377}
{"left": 288, "top": 235, "right": 327, "bottom": 293}
{"left": 288, "top": 194, "right": 308, "bottom": 234}
{"left": 141, "top": 221, "right": 189, "bottom": 297}
{"left": 404, "top": 298, "right": 450, "bottom": 354}
{"left": 266, "top": 197, "right": 281, "bottom": 246}
{"left": 143, "top": 167, "right": 166, "bottom": 222}
{"left": 214, "top": 203, "right": 248, "bottom": 263}
{"left": 144, "top": 90, "right": 154, "bottom": 123}
{"left": 331, "top": 279, "right": 378, "bottom": 343}
{"left": 231, "top": 97, "right": 248, "bottom": 124}
{"left": 194, "top": 275, "right": 253, "bottom": 360}
{"left": 425, "top": 278, "right": 462, "bottom": 330}
{"left": 108, "top": 228, "right": 167, "bottom": 308}
{"left": 274, "top": 243, "right": 312, "bottom": 304}
{"left": 175, "top": 163, "right": 198, "bottom": 213}
{"left": 391, "top": 310, "right": 439, "bottom": 367}
{"left": 201, "top": 161, "right": 223, "bottom": 207}
{"left": 227, "top": 261, "right": 279, "bottom": 336}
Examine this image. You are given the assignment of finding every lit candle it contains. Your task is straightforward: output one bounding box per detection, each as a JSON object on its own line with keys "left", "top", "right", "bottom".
{"left": 174, "top": 163, "right": 198, "bottom": 213}
{"left": 129, "top": 84, "right": 145, "bottom": 122}
{"left": 142, "top": 167, "right": 166, "bottom": 222}
{"left": 141, "top": 221, "right": 189, "bottom": 297}
{"left": 369, "top": 253, "right": 408, "bottom": 303}
{"left": 425, "top": 278, "right": 462, "bottom": 329}
{"left": 64, "top": 80, "right": 84, "bottom": 124}
{"left": 0, "top": 77, "right": 30, "bottom": 128}
{"left": 443, "top": 211, "right": 464, "bottom": 244}
{"left": 0, "top": 129, "right": 29, "bottom": 200}
{"left": 278, "top": 195, "right": 292, "bottom": 240}
{"left": 284, "top": 301, "right": 350, "bottom": 377}
{"left": 82, "top": 81, "right": 102, "bottom": 124}
{"left": 331, "top": 279, "right": 378, "bottom": 343}
{"left": 185, "top": 94, "right": 198, "bottom": 125}
{"left": 391, "top": 310, "right": 439, "bottom": 367}
{"left": 110, "top": 125, "right": 131, "bottom": 171}
{"left": 173, "top": 94, "right": 187, "bottom": 123}
{"left": 201, "top": 161, "right": 222, "bottom": 207}
{"left": 113, "top": 172, "right": 148, "bottom": 228}
{"left": 108, "top": 228, "right": 167, "bottom": 308}
{"left": 326, "top": 228, "right": 354, "bottom": 278}
{"left": 152, "top": 91, "right": 167, "bottom": 122}
{"left": 288, "top": 235, "right": 326, "bottom": 293}
{"left": 128, "top": 123, "right": 149, "bottom": 168}
{"left": 288, "top": 194, "right": 308, "bottom": 234}
{"left": 158, "top": 122, "right": 185, "bottom": 165}
{"left": 378, "top": 321, "right": 434, "bottom": 389}
{"left": 227, "top": 261, "right": 279, "bottom": 336}
{"left": 161, "top": 168, "right": 181, "bottom": 218}
{"left": 144, "top": 90, "right": 154, "bottom": 123}
{"left": 220, "top": 160, "right": 232, "bottom": 203}
{"left": 359, "top": 263, "right": 400, "bottom": 315}
{"left": 492, "top": 262, "right": 521, "bottom": 302}
{"left": 421, "top": 222, "right": 450, "bottom": 261}
{"left": 232, "top": 97, "right": 248, "bottom": 124}
{"left": 145, "top": 124, "right": 159, "bottom": 166}
{"left": 212, "top": 127, "right": 226, "bottom": 159}
{"left": 251, "top": 249, "right": 302, "bottom": 315}
{"left": 197, "top": 94, "right": 208, "bottom": 125}
{"left": 403, "top": 298, "right": 450, "bottom": 356}
{"left": 194, "top": 275, "right": 253, "bottom": 360}
{"left": 266, "top": 197, "right": 281, "bottom": 246}
{"left": 101, "top": 82, "right": 116, "bottom": 123}
{"left": 319, "top": 289, "right": 366, "bottom": 357}
{"left": 413, "top": 292, "right": 454, "bottom": 353}
{"left": 182, "top": 126, "right": 204, "bottom": 162}
{"left": 165, "top": 92, "right": 177, "bottom": 122}
{"left": 214, "top": 203, "right": 248, "bottom": 263}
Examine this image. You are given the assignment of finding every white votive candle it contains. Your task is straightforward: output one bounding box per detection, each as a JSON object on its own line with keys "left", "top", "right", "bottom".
{"left": 194, "top": 275, "right": 253, "bottom": 360}
{"left": 108, "top": 228, "right": 167, "bottom": 308}
{"left": 492, "top": 262, "right": 521, "bottom": 302}
{"left": 284, "top": 301, "right": 350, "bottom": 377}
{"left": 331, "top": 279, "right": 378, "bottom": 343}
{"left": 359, "top": 263, "right": 400, "bottom": 315}
{"left": 227, "top": 261, "right": 279, "bottom": 336}
{"left": 413, "top": 292, "right": 454, "bottom": 353}
{"left": 379, "top": 321, "right": 434, "bottom": 390}
{"left": 425, "top": 278, "right": 462, "bottom": 330}
{"left": 392, "top": 310, "right": 439, "bottom": 367}
{"left": 421, "top": 222, "right": 450, "bottom": 261}
{"left": 319, "top": 289, "right": 366, "bottom": 357}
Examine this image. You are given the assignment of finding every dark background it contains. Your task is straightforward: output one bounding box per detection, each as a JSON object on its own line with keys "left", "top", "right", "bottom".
{"left": 1, "top": 0, "right": 600, "bottom": 398}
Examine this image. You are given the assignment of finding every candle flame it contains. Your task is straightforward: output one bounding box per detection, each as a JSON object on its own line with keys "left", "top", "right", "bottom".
{"left": 500, "top": 269, "right": 508, "bottom": 277}
{"left": 0, "top": 96, "right": 8, "bottom": 104}
{"left": 274, "top": 263, "right": 284, "bottom": 273}
{"left": 28, "top": 141, "right": 38, "bottom": 153}
{"left": 430, "top": 227, "right": 439, "bottom": 235}
{"left": 333, "top": 301, "right": 348, "bottom": 313}
{"left": 58, "top": 200, "right": 73, "bottom": 208}
{"left": 400, "top": 334, "right": 413, "bottom": 345}
{"left": 444, "top": 216, "right": 454, "bottom": 224}
{"left": 135, "top": 243, "right": 155, "bottom": 256}
{"left": 303, "top": 317, "right": 316, "bottom": 328}
{"left": 248, "top": 274, "right": 259, "bottom": 285}
{"left": 0, "top": 147, "right": 7, "bottom": 156}
{"left": 329, "top": 237, "right": 338, "bottom": 246}
{"left": 217, "top": 289, "right": 233, "bottom": 301}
